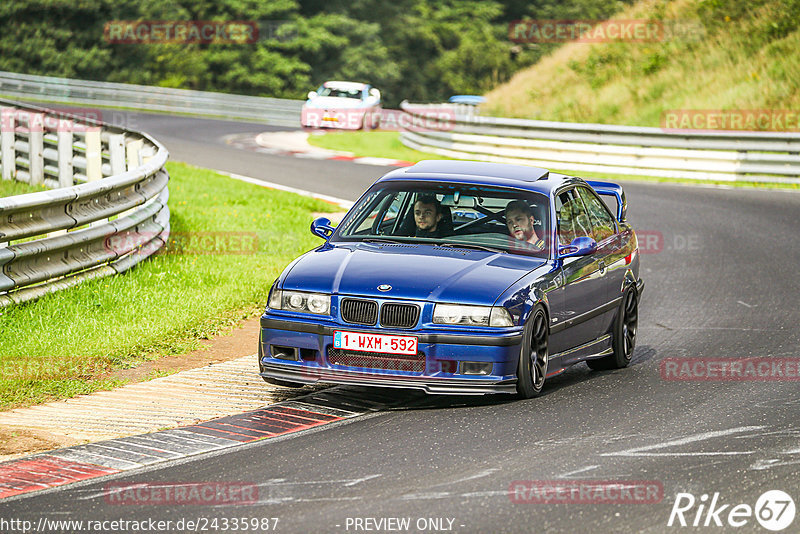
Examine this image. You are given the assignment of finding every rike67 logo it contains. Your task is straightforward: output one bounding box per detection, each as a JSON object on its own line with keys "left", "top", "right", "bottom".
{"left": 668, "top": 490, "right": 796, "bottom": 531}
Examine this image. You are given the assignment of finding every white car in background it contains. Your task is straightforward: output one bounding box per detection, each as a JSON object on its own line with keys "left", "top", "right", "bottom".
{"left": 300, "top": 81, "right": 381, "bottom": 130}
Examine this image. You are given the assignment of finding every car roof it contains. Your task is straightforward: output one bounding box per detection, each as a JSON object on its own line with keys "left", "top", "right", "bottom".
{"left": 377, "top": 160, "right": 578, "bottom": 194}
{"left": 322, "top": 81, "right": 368, "bottom": 91}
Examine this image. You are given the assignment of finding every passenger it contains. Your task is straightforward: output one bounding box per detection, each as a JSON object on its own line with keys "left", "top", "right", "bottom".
{"left": 414, "top": 195, "right": 446, "bottom": 238}
{"left": 505, "top": 200, "right": 545, "bottom": 250}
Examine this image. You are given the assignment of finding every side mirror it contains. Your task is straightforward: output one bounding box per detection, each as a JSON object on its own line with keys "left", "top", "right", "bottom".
{"left": 558, "top": 236, "right": 597, "bottom": 259}
{"left": 369, "top": 88, "right": 380, "bottom": 99}
{"left": 310, "top": 217, "right": 334, "bottom": 240}
{"left": 307, "top": 91, "right": 318, "bottom": 100}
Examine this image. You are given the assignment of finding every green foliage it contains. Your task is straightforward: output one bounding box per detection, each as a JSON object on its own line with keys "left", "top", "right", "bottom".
{"left": 486, "top": 0, "right": 800, "bottom": 126}
{"left": 0, "top": 0, "right": 635, "bottom": 105}
{"left": 0, "top": 180, "right": 47, "bottom": 198}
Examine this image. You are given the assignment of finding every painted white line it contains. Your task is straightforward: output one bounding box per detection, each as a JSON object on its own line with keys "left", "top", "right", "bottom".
{"left": 255, "top": 475, "right": 383, "bottom": 488}
{"left": 559, "top": 465, "right": 599, "bottom": 478}
{"left": 344, "top": 474, "right": 383, "bottom": 487}
{"left": 602, "top": 426, "right": 765, "bottom": 457}
{"left": 401, "top": 491, "right": 452, "bottom": 500}
{"left": 217, "top": 170, "right": 353, "bottom": 209}
{"left": 429, "top": 468, "right": 500, "bottom": 488}
{"left": 609, "top": 452, "right": 754, "bottom": 457}
{"left": 737, "top": 300, "right": 755, "bottom": 308}
{"left": 293, "top": 152, "right": 339, "bottom": 160}
{"left": 459, "top": 490, "right": 508, "bottom": 498}
{"left": 750, "top": 457, "right": 800, "bottom": 470}
{"left": 352, "top": 157, "right": 405, "bottom": 166}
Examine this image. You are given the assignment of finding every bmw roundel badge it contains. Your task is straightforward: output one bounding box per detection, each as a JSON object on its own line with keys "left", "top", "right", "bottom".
{"left": 378, "top": 284, "right": 392, "bottom": 292}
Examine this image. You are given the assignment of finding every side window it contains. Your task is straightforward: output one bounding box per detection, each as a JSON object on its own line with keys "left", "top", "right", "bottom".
{"left": 354, "top": 192, "right": 405, "bottom": 234}
{"left": 577, "top": 187, "right": 617, "bottom": 242}
{"left": 380, "top": 191, "right": 407, "bottom": 227}
{"left": 555, "top": 189, "right": 592, "bottom": 246}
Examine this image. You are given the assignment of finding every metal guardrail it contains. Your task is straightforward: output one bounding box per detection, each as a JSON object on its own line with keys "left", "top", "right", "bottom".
{"left": 400, "top": 102, "right": 800, "bottom": 183}
{"left": 0, "top": 98, "right": 170, "bottom": 307}
{"left": 0, "top": 71, "right": 303, "bottom": 127}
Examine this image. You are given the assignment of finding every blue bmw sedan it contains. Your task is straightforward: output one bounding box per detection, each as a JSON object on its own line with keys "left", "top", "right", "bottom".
{"left": 259, "top": 161, "right": 643, "bottom": 398}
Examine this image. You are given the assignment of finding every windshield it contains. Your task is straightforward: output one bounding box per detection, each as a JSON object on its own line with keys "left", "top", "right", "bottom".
{"left": 316, "top": 86, "right": 363, "bottom": 99}
{"left": 332, "top": 181, "right": 550, "bottom": 258}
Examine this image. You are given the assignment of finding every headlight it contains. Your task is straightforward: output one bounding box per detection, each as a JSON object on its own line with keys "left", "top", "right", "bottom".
{"left": 433, "top": 304, "right": 513, "bottom": 327}
{"left": 268, "top": 289, "right": 330, "bottom": 315}
{"left": 307, "top": 294, "right": 330, "bottom": 314}
{"left": 267, "top": 283, "right": 281, "bottom": 309}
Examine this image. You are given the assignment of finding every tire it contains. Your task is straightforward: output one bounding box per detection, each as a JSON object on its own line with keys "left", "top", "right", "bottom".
{"left": 586, "top": 286, "right": 638, "bottom": 370}
{"left": 516, "top": 306, "right": 549, "bottom": 398}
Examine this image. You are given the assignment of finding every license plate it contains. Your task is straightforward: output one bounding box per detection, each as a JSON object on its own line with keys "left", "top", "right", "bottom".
{"left": 333, "top": 331, "right": 417, "bottom": 356}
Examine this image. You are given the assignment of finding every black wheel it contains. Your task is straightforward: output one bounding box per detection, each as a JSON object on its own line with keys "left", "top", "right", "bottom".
{"left": 587, "top": 286, "right": 638, "bottom": 370}
{"left": 516, "top": 306, "right": 549, "bottom": 398}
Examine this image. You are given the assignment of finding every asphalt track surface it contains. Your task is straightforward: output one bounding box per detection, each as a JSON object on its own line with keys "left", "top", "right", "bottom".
{"left": 3, "top": 112, "right": 800, "bottom": 533}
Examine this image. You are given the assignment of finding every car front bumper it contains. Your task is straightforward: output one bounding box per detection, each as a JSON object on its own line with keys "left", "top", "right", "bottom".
{"left": 260, "top": 316, "right": 523, "bottom": 395}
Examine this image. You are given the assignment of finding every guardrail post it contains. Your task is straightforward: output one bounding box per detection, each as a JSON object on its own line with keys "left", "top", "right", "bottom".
{"left": 1, "top": 106, "right": 14, "bottom": 181}
{"left": 126, "top": 138, "right": 143, "bottom": 170}
{"left": 57, "top": 121, "right": 74, "bottom": 188}
{"left": 109, "top": 133, "right": 126, "bottom": 175}
{"left": 141, "top": 145, "right": 155, "bottom": 165}
{"left": 85, "top": 128, "right": 102, "bottom": 181}
{"left": 28, "top": 112, "right": 45, "bottom": 186}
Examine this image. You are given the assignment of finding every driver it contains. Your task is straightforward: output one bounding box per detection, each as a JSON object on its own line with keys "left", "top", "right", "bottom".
{"left": 505, "top": 200, "right": 545, "bottom": 250}
{"left": 414, "top": 195, "right": 446, "bottom": 238}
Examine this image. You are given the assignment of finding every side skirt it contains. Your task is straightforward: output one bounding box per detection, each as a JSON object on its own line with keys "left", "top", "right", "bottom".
{"left": 551, "top": 334, "right": 612, "bottom": 366}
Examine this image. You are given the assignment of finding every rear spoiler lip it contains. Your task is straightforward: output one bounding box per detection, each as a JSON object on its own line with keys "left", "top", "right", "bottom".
{"left": 586, "top": 180, "right": 626, "bottom": 222}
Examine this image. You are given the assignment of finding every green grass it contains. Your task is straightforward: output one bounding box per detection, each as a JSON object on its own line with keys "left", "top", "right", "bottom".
{"left": 484, "top": 0, "right": 800, "bottom": 126}
{"left": 304, "top": 131, "right": 800, "bottom": 190}
{"left": 0, "top": 179, "right": 47, "bottom": 197}
{"left": 0, "top": 161, "right": 336, "bottom": 410}
{"left": 307, "top": 131, "right": 444, "bottom": 162}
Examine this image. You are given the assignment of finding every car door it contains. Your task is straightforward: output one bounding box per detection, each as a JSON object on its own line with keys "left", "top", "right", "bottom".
{"left": 549, "top": 188, "right": 608, "bottom": 360}
{"left": 576, "top": 185, "right": 626, "bottom": 317}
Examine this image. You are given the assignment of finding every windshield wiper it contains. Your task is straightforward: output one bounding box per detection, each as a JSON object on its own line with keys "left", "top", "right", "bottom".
{"left": 436, "top": 242, "right": 505, "bottom": 254}
{"left": 363, "top": 238, "right": 407, "bottom": 244}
